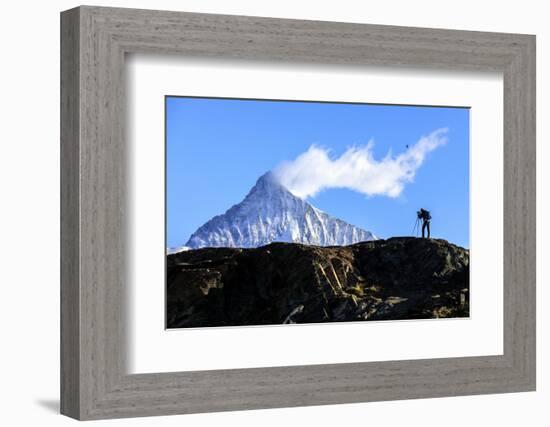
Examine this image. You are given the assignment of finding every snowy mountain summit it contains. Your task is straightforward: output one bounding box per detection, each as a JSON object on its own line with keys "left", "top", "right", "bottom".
{"left": 185, "top": 172, "right": 376, "bottom": 249}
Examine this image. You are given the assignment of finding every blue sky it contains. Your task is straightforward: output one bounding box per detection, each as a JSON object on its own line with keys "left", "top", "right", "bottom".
{"left": 166, "top": 96, "right": 469, "bottom": 248}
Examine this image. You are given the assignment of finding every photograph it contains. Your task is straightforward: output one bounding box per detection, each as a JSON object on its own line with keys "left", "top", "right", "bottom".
{"left": 53, "top": 4, "right": 537, "bottom": 421}
{"left": 165, "top": 96, "right": 470, "bottom": 329}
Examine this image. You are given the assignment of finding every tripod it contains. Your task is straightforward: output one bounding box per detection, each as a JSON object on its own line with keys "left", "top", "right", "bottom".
{"left": 411, "top": 216, "right": 421, "bottom": 237}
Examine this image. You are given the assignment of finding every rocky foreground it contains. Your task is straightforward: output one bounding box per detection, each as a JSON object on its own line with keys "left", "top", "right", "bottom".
{"left": 166, "top": 237, "right": 469, "bottom": 328}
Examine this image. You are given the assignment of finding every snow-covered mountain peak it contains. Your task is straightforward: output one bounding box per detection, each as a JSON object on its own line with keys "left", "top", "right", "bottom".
{"left": 246, "top": 171, "right": 295, "bottom": 200}
{"left": 184, "top": 171, "right": 376, "bottom": 249}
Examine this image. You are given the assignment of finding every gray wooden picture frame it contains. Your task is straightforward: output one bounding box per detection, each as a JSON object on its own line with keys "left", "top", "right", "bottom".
{"left": 60, "top": 5, "right": 536, "bottom": 420}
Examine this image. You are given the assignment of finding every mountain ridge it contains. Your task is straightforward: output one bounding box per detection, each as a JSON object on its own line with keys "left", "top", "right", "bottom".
{"left": 167, "top": 237, "right": 470, "bottom": 328}
{"left": 184, "top": 172, "right": 376, "bottom": 249}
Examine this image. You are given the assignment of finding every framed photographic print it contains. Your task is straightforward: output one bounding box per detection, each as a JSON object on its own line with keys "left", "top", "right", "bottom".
{"left": 61, "top": 6, "right": 536, "bottom": 420}
{"left": 165, "top": 97, "right": 471, "bottom": 329}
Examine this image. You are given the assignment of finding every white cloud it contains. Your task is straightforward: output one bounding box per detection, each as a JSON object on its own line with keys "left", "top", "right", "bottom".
{"left": 272, "top": 128, "right": 448, "bottom": 199}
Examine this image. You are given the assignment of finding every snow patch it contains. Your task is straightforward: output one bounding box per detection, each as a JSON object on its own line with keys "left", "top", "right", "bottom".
{"left": 167, "top": 246, "right": 191, "bottom": 255}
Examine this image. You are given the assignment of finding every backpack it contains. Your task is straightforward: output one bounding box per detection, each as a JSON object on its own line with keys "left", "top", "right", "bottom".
{"left": 422, "top": 210, "right": 431, "bottom": 220}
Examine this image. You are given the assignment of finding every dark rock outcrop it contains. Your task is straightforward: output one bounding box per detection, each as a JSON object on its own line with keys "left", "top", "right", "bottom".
{"left": 166, "top": 237, "right": 469, "bottom": 328}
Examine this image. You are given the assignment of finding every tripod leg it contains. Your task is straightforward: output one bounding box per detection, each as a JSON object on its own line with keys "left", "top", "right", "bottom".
{"left": 412, "top": 218, "right": 419, "bottom": 237}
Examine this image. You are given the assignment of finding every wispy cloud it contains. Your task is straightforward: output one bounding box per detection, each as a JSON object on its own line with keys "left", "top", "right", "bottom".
{"left": 272, "top": 128, "right": 448, "bottom": 199}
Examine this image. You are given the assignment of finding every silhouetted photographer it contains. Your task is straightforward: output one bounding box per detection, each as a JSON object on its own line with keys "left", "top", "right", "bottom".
{"left": 417, "top": 208, "right": 431, "bottom": 238}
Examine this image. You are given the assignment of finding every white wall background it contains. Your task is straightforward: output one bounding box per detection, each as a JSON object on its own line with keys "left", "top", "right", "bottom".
{"left": 0, "top": 0, "right": 546, "bottom": 425}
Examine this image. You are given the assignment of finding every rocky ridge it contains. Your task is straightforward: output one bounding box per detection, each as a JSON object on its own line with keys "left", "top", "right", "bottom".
{"left": 167, "top": 237, "right": 469, "bottom": 328}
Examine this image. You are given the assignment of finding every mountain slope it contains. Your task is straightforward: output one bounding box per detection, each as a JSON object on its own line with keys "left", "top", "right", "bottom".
{"left": 185, "top": 172, "right": 376, "bottom": 249}
{"left": 167, "top": 237, "right": 470, "bottom": 328}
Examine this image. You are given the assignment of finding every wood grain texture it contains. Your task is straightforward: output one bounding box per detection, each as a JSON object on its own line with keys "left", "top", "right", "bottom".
{"left": 60, "top": 7, "right": 80, "bottom": 419}
{"left": 60, "top": 5, "right": 536, "bottom": 420}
